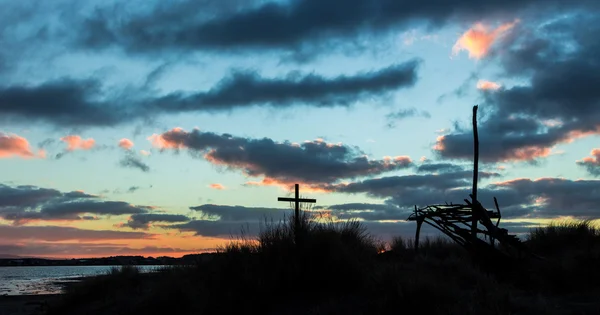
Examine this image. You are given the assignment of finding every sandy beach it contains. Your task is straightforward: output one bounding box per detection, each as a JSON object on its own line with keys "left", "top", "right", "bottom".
{"left": 0, "top": 295, "right": 61, "bottom": 315}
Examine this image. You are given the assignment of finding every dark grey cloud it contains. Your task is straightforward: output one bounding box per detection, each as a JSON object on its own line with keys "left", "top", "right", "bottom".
{"left": 0, "top": 79, "right": 131, "bottom": 127}
{"left": 328, "top": 170, "right": 500, "bottom": 199}
{"left": 150, "top": 61, "right": 420, "bottom": 112}
{"left": 0, "top": 184, "right": 153, "bottom": 225}
{"left": 0, "top": 62, "right": 418, "bottom": 128}
{"left": 75, "top": 0, "right": 598, "bottom": 55}
{"left": 170, "top": 204, "right": 297, "bottom": 237}
{"left": 385, "top": 107, "right": 431, "bottom": 128}
{"left": 152, "top": 128, "right": 413, "bottom": 184}
{"left": 39, "top": 201, "right": 149, "bottom": 217}
{"left": 119, "top": 152, "right": 151, "bottom": 173}
{"left": 416, "top": 162, "right": 466, "bottom": 174}
{"left": 436, "top": 13, "right": 600, "bottom": 163}
{"left": 324, "top": 172, "right": 600, "bottom": 219}
{"left": 487, "top": 178, "right": 600, "bottom": 218}
{"left": 0, "top": 185, "right": 65, "bottom": 208}
{"left": 315, "top": 202, "right": 408, "bottom": 221}
{"left": 120, "top": 213, "right": 190, "bottom": 230}
{"left": 0, "top": 225, "right": 153, "bottom": 242}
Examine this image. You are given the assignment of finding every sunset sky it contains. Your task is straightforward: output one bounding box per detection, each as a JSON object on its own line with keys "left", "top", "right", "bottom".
{"left": 1, "top": 0, "right": 599, "bottom": 258}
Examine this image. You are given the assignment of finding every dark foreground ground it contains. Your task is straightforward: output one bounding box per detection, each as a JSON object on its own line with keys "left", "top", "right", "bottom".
{"left": 0, "top": 295, "right": 59, "bottom": 315}
{"left": 33, "top": 218, "right": 600, "bottom": 314}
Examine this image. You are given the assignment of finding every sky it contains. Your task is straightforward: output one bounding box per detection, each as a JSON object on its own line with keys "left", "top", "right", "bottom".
{"left": 1, "top": 0, "right": 600, "bottom": 258}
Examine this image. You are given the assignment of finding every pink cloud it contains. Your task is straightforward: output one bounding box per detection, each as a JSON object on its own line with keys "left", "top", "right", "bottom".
{"left": 119, "top": 138, "right": 134, "bottom": 150}
{"left": 476, "top": 80, "right": 501, "bottom": 90}
{"left": 244, "top": 177, "right": 332, "bottom": 194}
{"left": 209, "top": 183, "right": 226, "bottom": 190}
{"left": 60, "top": 135, "right": 95, "bottom": 151}
{"left": 148, "top": 127, "right": 186, "bottom": 149}
{"left": 453, "top": 20, "right": 519, "bottom": 59}
{"left": 580, "top": 149, "right": 600, "bottom": 165}
{"left": 577, "top": 149, "right": 600, "bottom": 176}
{"left": 0, "top": 132, "right": 44, "bottom": 159}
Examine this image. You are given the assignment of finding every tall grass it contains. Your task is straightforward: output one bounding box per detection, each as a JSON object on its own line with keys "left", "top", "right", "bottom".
{"left": 49, "top": 217, "right": 600, "bottom": 315}
{"left": 527, "top": 220, "right": 600, "bottom": 254}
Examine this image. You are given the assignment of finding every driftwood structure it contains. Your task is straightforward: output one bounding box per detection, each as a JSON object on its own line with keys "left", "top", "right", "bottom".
{"left": 408, "top": 105, "right": 527, "bottom": 258}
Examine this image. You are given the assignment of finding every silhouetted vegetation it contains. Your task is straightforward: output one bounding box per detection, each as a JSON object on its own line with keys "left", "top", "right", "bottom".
{"left": 47, "top": 216, "right": 600, "bottom": 315}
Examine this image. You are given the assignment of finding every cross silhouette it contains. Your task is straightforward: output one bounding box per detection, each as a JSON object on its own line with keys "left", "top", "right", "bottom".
{"left": 277, "top": 184, "right": 316, "bottom": 232}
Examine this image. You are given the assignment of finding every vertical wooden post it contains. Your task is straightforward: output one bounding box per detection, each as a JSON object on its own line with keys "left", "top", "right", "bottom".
{"left": 294, "top": 183, "right": 300, "bottom": 245}
{"left": 472, "top": 105, "right": 479, "bottom": 242}
{"left": 415, "top": 219, "right": 424, "bottom": 253}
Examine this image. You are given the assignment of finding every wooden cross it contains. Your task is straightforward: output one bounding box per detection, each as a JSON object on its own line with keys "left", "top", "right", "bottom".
{"left": 277, "top": 184, "right": 316, "bottom": 233}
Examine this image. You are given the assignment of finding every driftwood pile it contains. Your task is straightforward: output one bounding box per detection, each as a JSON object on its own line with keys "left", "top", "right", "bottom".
{"left": 407, "top": 106, "right": 528, "bottom": 259}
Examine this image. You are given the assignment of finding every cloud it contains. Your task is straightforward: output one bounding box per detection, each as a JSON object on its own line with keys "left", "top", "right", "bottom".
{"left": 385, "top": 108, "right": 431, "bottom": 128}
{"left": 149, "top": 62, "right": 420, "bottom": 112}
{"left": 0, "top": 79, "right": 131, "bottom": 127}
{"left": 0, "top": 63, "right": 419, "bottom": 128}
{"left": 209, "top": 183, "right": 226, "bottom": 190}
{"left": 416, "top": 162, "right": 466, "bottom": 174}
{"left": 315, "top": 202, "right": 408, "bottom": 221}
{"left": 74, "top": 0, "right": 595, "bottom": 56}
{"left": 119, "top": 138, "right": 134, "bottom": 150}
{"left": 0, "top": 225, "right": 154, "bottom": 242}
{"left": 60, "top": 135, "right": 95, "bottom": 151}
{"left": 169, "top": 204, "right": 292, "bottom": 237}
{"left": 577, "top": 149, "right": 600, "bottom": 177}
{"left": 140, "top": 150, "right": 151, "bottom": 156}
{"left": 0, "top": 184, "right": 153, "bottom": 225}
{"left": 118, "top": 213, "right": 190, "bottom": 230}
{"left": 119, "top": 152, "right": 151, "bottom": 173}
{"left": 0, "top": 132, "right": 44, "bottom": 159}
{"left": 190, "top": 204, "right": 289, "bottom": 222}
{"left": 476, "top": 80, "right": 501, "bottom": 90}
{"left": 452, "top": 20, "right": 519, "bottom": 59}
{"left": 437, "top": 14, "right": 600, "bottom": 163}
{"left": 323, "top": 171, "right": 600, "bottom": 219}
{"left": 487, "top": 177, "right": 600, "bottom": 218}
{"left": 149, "top": 128, "right": 413, "bottom": 185}
{"left": 326, "top": 170, "right": 500, "bottom": 201}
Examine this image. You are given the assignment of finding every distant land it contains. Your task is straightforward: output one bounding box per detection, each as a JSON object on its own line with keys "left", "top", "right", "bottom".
{"left": 0, "top": 253, "right": 217, "bottom": 267}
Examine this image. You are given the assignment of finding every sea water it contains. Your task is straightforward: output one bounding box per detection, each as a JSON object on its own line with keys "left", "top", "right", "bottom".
{"left": 0, "top": 265, "right": 163, "bottom": 295}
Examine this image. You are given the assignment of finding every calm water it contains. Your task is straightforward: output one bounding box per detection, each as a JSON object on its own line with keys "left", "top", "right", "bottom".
{"left": 0, "top": 265, "right": 164, "bottom": 296}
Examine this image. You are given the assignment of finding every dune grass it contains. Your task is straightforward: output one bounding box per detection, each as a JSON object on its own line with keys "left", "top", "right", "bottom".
{"left": 47, "top": 216, "right": 600, "bottom": 315}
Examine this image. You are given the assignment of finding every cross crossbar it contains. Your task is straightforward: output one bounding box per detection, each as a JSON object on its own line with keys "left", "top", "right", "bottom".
{"left": 277, "top": 197, "right": 316, "bottom": 203}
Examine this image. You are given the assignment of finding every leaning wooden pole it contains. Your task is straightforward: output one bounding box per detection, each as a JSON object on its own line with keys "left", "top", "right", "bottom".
{"left": 471, "top": 105, "right": 479, "bottom": 242}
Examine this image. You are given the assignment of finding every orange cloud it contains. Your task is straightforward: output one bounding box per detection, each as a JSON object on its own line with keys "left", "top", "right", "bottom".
{"left": 119, "top": 138, "right": 134, "bottom": 150}
{"left": 245, "top": 178, "right": 332, "bottom": 194}
{"left": 453, "top": 20, "right": 519, "bottom": 59}
{"left": 577, "top": 149, "right": 600, "bottom": 174}
{"left": 61, "top": 135, "right": 95, "bottom": 151}
{"left": 148, "top": 127, "right": 186, "bottom": 149}
{"left": 477, "top": 80, "right": 501, "bottom": 90}
{"left": 140, "top": 150, "right": 151, "bottom": 156}
{"left": 0, "top": 133, "right": 44, "bottom": 159}
{"left": 209, "top": 183, "right": 226, "bottom": 190}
